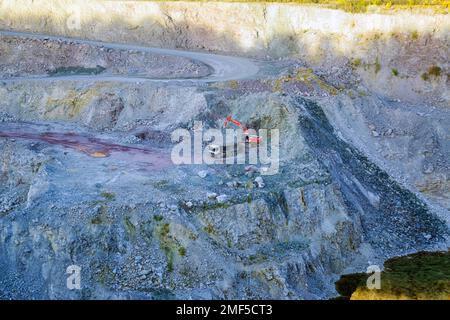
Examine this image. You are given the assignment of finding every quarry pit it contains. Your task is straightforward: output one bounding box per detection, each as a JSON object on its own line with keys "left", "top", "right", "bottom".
{"left": 0, "top": 0, "right": 449, "bottom": 300}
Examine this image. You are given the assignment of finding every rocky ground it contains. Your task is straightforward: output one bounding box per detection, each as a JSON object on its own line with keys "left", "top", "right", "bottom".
{"left": 0, "top": 34, "right": 211, "bottom": 79}
{"left": 0, "top": 33, "right": 448, "bottom": 299}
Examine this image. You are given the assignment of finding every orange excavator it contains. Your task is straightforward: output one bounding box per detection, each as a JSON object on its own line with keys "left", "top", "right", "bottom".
{"left": 206, "top": 115, "right": 262, "bottom": 159}
{"left": 223, "top": 115, "right": 262, "bottom": 144}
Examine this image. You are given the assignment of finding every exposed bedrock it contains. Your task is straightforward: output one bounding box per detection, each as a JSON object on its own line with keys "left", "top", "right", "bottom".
{"left": 320, "top": 94, "right": 450, "bottom": 214}
{"left": 0, "top": 81, "right": 208, "bottom": 131}
{"left": 0, "top": 86, "right": 448, "bottom": 299}
{"left": 1, "top": 78, "right": 448, "bottom": 211}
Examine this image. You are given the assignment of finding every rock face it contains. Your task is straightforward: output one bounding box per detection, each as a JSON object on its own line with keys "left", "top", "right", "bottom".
{"left": 81, "top": 93, "right": 125, "bottom": 131}
{"left": 320, "top": 94, "right": 450, "bottom": 215}
{"left": 0, "top": 81, "right": 208, "bottom": 131}
{"left": 0, "top": 0, "right": 448, "bottom": 106}
{"left": 0, "top": 89, "right": 448, "bottom": 299}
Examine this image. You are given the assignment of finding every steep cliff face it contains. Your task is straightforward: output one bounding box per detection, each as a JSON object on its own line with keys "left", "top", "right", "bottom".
{"left": 1, "top": 0, "right": 448, "bottom": 105}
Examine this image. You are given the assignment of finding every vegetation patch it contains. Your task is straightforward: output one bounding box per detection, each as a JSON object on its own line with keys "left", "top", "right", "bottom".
{"left": 153, "top": 180, "right": 170, "bottom": 189}
{"left": 90, "top": 204, "right": 109, "bottom": 225}
{"left": 124, "top": 216, "right": 136, "bottom": 237}
{"left": 374, "top": 58, "right": 381, "bottom": 74}
{"left": 91, "top": 215, "right": 104, "bottom": 225}
{"left": 351, "top": 58, "right": 362, "bottom": 69}
{"left": 94, "top": 263, "right": 115, "bottom": 285}
{"left": 198, "top": 201, "right": 231, "bottom": 211}
{"left": 247, "top": 253, "right": 268, "bottom": 264}
{"left": 203, "top": 223, "right": 217, "bottom": 235}
{"left": 161, "top": 1, "right": 449, "bottom": 14}
{"left": 335, "top": 250, "right": 450, "bottom": 300}
{"left": 178, "top": 247, "right": 187, "bottom": 256}
{"left": 228, "top": 80, "right": 239, "bottom": 90}
{"left": 100, "top": 192, "right": 116, "bottom": 201}
{"left": 153, "top": 180, "right": 185, "bottom": 193}
{"left": 428, "top": 65, "right": 442, "bottom": 77}
{"left": 421, "top": 65, "right": 442, "bottom": 81}
{"left": 48, "top": 65, "right": 106, "bottom": 76}
{"left": 155, "top": 221, "right": 188, "bottom": 273}
{"left": 272, "top": 67, "right": 338, "bottom": 95}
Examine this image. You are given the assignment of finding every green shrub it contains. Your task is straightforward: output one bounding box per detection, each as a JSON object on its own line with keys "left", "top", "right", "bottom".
{"left": 204, "top": 223, "right": 216, "bottom": 235}
{"left": 428, "top": 65, "right": 442, "bottom": 77}
{"left": 421, "top": 72, "right": 430, "bottom": 81}
{"left": 351, "top": 58, "right": 362, "bottom": 68}
{"left": 48, "top": 65, "right": 105, "bottom": 76}
{"left": 374, "top": 58, "right": 381, "bottom": 74}
{"left": 100, "top": 192, "right": 115, "bottom": 201}
{"left": 421, "top": 65, "right": 442, "bottom": 81}
{"left": 178, "top": 247, "right": 187, "bottom": 256}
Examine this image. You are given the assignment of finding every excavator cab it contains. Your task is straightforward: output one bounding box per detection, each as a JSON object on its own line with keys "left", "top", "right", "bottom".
{"left": 207, "top": 115, "right": 261, "bottom": 159}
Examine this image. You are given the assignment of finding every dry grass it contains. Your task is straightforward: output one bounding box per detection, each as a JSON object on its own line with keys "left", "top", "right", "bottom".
{"left": 149, "top": 1, "right": 449, "bottom": 13}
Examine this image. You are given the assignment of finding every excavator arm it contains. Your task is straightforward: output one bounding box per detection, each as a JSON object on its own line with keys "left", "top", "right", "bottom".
{"left": 223, "top": 115, "right": 262, "bottom": 144}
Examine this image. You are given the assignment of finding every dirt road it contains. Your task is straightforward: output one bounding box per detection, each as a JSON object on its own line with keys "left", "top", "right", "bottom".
{"left": 0, "top": 30, "right": 259, "bottom": 83}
